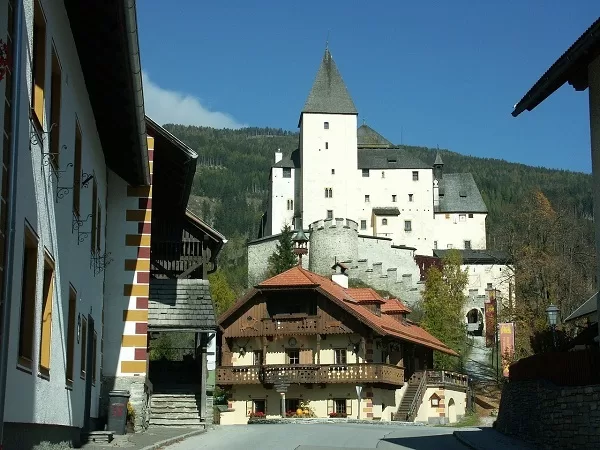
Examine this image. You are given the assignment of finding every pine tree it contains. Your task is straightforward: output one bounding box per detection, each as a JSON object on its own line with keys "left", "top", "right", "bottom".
{"left": 208, "top": 269, "right": 237, "bottom": 317}
{"left": 420, "top": 249, "right": 468, "bottom": 370}
{"left": 267, "top": 224, "right": 297, "bottom": 276}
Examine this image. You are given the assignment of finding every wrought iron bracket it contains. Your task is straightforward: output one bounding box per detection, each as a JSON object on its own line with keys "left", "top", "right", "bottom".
{"left": 72, "top": 212, "right": 92, "bottom": 244}
{"left": 29, "top": 120, "right": 56, "bottom": 148}
{"left": 91, "top": 250, "right": 113, "bottom": 276}
{"left": 56, "top": 170, "right": 93, "bottom": 203}
{"left": 81, "top": 171, "right": 94, "bottom": 189}
{"left": 41, "top": 145, "right": 73, "bottom": 181}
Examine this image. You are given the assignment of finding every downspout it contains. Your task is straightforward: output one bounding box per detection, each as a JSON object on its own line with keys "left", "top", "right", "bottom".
{"left": 0, "top": 1, "right": 25, "bottom": 446}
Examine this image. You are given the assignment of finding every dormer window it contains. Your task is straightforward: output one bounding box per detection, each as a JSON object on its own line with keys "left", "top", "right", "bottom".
{"left": 387, "top": 158, "right": 397, "bottom": 163}
{"left": 283, "top": 168, "right": 291, "bottom": 178}
{"left": 459, "top": 190, "right": 467, "bottom": 198}
{"left": 324, "top": 122, "right": 329, "bottom": 129}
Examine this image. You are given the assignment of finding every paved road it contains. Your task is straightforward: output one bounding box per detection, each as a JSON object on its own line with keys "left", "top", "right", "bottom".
{"left": 465, "top": 335, "right": 496, "bottom": 382}
{"left": 166, "top": 423, "right": 476, "bottom": 450}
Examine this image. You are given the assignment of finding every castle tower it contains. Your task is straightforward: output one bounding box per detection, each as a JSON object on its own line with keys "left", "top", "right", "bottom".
{"left": 298, "top": 48, "right": 359, "bottom": 226}
{"left": 308, "top": 218, "right": 359, "bottom": 276}
{"left": 433, "top": 152, "right": 444, "bottom": 181}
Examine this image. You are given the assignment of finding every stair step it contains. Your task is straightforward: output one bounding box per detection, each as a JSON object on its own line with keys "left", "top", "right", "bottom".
{"left": 149, "top": 418, "right": 207, "bottom": 426}
{"left": 150, "top": 412, "right": 202, "bottom": 420}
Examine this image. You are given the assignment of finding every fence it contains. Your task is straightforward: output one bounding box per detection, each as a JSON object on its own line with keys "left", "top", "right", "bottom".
{"left": 509, "top": 349, "right": 600, "bottom": 386}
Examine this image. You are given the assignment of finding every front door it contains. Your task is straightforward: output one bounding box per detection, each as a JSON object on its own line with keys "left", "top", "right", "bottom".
{"left": 83, "top": 315, "right": 94, "bottom": 432}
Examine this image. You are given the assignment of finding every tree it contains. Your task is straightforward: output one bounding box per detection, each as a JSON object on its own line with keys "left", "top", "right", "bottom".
{"left": 267, "top": 224, "right": 297, "bottom": 276}
{"left": 420, "top": 249, "right": 469, "bottom": 370}
{"left": 209, "top": 269, "right": 237, "bottom": 317}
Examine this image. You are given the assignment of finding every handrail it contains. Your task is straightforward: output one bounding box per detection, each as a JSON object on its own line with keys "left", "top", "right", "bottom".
{"left": 407, "top": 371, "right": 427, "bottom": 421}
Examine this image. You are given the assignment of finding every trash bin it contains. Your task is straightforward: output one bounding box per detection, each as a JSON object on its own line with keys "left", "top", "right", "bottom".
{"left": 107, "top": 390, "right": 130, "bottom": 435}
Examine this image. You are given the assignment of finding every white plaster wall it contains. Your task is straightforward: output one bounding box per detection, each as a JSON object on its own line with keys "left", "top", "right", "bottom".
{"left": 269, "top": 167, "right": 295, "bottom": 234}
{"left": 5, "top": 0, "right": 108, "bottom": 427}
{"left": 414, "top": 387, "right": 467, "bottom": 424}
{"left": 433, "top": 213, "right": 487, "bottom": 250}
{"left": 300, "top": 113, "right": 358, "bottom": 225}
{"left": 357, "top": 168, "right": 435, "bottom": 255}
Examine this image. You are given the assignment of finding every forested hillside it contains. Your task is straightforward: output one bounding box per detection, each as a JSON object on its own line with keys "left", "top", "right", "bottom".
{"left": 163, "top": 124, "right": 596, "bottom": 339}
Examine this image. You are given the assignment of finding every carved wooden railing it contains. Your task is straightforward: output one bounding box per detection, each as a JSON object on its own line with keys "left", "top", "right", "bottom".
{"left": 426, "top": 370, "right": 469, "bottom": 388}
{"left": 217, "top": 363, "right": 404, "bottom": 386}
{"left": 262, "top": 316, "right": 319, "bottom": 335}
{"left": 407, "top": 371, "right": 428, "bottom": 422}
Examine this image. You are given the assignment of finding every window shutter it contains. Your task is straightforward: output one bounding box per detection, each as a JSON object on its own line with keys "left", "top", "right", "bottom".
{"left": 346, "top": 399, "right": 352, "bottom": 416}
{"left": 246, "top": 400, "right": 253, "bottom": 417}
{"left": 327, "top": 399, "right": 334, "bottom": 415}
{"left": 300, "top": 348, "right": 313, "bottom": 364}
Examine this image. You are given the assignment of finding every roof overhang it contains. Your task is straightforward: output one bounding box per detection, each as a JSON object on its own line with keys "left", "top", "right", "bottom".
{"left": 565, "top": 292, "right": 598, "bottom": 322}
{"left": 64, "top": 0, "right": 149, "bottom": 186}
{"left": 512, "top": 17, "right": 600, "bottom": 117}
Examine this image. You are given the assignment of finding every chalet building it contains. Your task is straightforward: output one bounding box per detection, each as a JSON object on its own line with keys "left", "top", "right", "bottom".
{"left": 0, "top": 1, "right": 224, "bottom": 447}
{"left": 216, "top": 264, "right": 470, "bottom": 425}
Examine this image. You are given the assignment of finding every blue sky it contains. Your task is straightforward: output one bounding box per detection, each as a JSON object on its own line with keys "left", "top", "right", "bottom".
{"left": 137, "top": 0, "right": 600, "bottom": 173}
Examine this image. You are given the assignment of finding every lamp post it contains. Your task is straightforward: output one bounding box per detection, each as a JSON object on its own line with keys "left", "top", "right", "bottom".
{"left": 546, "top": 304, "right": 560, "bottom": 350}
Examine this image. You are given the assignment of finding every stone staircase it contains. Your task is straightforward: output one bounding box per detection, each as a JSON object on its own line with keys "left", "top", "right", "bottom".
{"left": 149, "top": 393, "right": 207, "bottom": 427}
{"left": 393, "top": 371, "right": 426, "bottom": 422}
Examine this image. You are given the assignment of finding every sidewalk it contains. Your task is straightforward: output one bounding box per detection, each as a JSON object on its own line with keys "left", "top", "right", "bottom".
{"left": 454, "top": 428, "right": 538, "bottom": 450}
{"left": 82, "top": 427, "right": 207, "bottom": 450}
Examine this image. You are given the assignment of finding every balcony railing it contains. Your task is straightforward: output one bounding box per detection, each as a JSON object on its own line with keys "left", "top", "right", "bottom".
{"left": 217, "top": 363, "right": 404, "bottom": 387}
{"left": 426, "top": 370, "right": 469, "bottom": 387}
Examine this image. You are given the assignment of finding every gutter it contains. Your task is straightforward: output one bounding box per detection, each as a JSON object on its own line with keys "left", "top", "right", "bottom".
{"left": 123, "top": 0, "right": 150, "bottom": 186}
{"left": 0, "top": 1, "right": 24, "bottom": 445}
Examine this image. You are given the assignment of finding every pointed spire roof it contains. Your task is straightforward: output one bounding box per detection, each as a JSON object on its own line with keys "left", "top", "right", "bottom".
{"left": 302, "top": 49, "right": 358, "bottom": 116}
{"left": 357, "top": 124, "right": 393, "bottom": 148}
{"left": 434, "top": 152, "right": 444, "bottom": 166}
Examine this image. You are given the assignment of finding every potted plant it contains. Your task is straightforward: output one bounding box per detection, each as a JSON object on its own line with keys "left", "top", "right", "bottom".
{"left": 248, "top": 411, "right": 266, "bottom": 422}
{"left": 329, "top": 412, "right": 347, "bottom": 418}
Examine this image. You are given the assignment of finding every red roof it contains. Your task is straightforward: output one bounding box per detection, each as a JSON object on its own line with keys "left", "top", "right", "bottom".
{"left": 381, "top": 298, "right": 412, "bottom": 314}
{"left": 253, "top": 266, "right": 456, "bottom": 356}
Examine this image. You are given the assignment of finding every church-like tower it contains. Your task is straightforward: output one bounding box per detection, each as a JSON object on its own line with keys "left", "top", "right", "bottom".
{"left": 298, "top": 48, "right": 359, "bottom": 226}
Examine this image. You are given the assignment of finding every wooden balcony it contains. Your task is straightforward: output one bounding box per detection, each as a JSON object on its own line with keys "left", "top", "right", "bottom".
{"left": 217, "top": 363, "right": 405, "bottom": 387}
{"left": 426, "top": 370, "right": 469, "bottom": 389}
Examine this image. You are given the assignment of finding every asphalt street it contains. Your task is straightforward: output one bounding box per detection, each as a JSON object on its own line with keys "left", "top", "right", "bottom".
{"left": 165, "top": 423, "right": 477, "bottom": 450}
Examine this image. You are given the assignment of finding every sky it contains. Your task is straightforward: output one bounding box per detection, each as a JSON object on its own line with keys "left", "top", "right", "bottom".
{"left": 137, "top": 0, "right": 600, "bottom": 173}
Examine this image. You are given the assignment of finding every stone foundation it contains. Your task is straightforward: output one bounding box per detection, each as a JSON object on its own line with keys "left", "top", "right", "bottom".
{"left": 101, "top": 376, "right": 150, "bottom": 432}
{"left": 496, "top": 380, "right": 600, "bottom": 449}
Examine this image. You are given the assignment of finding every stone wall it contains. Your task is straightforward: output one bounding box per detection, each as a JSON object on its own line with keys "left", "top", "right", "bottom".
{"left": 496, "top": 380, "right": 600, "bottom": 449}
{"left": 100, "top": 376, "right": 150, "bottom": 432}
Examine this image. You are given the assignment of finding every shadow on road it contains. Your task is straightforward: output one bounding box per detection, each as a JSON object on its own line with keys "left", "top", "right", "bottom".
{"left": 379, "top": 432, "right": 470, "bottom": 450}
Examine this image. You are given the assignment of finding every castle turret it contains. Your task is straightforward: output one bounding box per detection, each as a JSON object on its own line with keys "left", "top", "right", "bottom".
{"left": 433, "top": 152, "right": 444, "bottom": 181}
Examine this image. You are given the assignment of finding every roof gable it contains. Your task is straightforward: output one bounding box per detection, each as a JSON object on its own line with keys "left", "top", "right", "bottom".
{"left": 258, "top": 266, "right": 318, "bottom": 288}
{"left": 357, "top": 124, "right": 393, "bottom": 148}
{"left": 302, "top": 49, "right": 358, "bottom": 116}
{"left": 437, "top": 173, "right": 488, "bottom": 213}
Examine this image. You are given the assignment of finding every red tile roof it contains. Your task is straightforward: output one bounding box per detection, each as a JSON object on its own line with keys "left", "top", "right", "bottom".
{"left": 254, "top": 266, "right": 456, "bottom": 356}
{"left": 381, "top": 298, "right": 412, "bottom": 314}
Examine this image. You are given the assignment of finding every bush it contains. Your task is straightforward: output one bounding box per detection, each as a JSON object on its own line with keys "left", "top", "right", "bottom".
{"left": 328, "top": 412, "right": 347, "bottom": 418}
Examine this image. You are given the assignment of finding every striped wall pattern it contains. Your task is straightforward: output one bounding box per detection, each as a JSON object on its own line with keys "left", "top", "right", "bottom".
{"left": 119, "top": 136, "right": 153, "bottom": 374}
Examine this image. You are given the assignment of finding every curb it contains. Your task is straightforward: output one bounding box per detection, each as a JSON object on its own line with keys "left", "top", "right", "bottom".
{"left": 453, "top": 431, "right": 481, "bottom": 450}
{"left": 138, "top": 429, "right": 207, "bottom": 450}
{"left": 247, "top": 418, "right": 425, "bottom": 426}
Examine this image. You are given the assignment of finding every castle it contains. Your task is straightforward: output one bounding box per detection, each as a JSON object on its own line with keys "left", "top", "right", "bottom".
{"left": 248, "top": 48, "right": 512, "bottom": 333}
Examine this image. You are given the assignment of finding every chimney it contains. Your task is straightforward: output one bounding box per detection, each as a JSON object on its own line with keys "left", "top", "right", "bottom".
{"left": 275, "top": 149, "right": 283, "bottom": 164}
{"left": 433, "top": 179, "right": 440, "bottom": 208}
{"left": 332, "top": 273, "right": 348, "bottom": 289}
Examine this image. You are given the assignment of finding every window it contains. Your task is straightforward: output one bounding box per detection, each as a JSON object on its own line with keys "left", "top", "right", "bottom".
{"left": 331, "top": 169, "right": 335, "bottom": 175}
{"left": 73, "top": 121, "right": 82, "bottom": 216}
{"left": 96, "top": 200, "right": 102, "bottom": 252}
{"left": 387, "top": 158, "right": 397, "bottom": 163}
{"left": 325, "top": 142, "right": 329, "bottom": 149}
{"left": 362, "top": 169, "right": 369, "bottom": 177}
{"left": 325, "top": 188, "right": 332, "bottom": 198}
{"left": 285, "top": 398, "right": 300, "bottom": 413}
{"left": 286, "top": 349, "right": 299, "bottom": 365}
{"left": 392, "top": 195, "right": 397, "bottom": 202}
{"left": 402, "top": 274, "right": 412, "bottom": 284}
{"left": 365, "top": 195, "right": 370, "bottom": 203}
{"left": 464, "top": 240, "right": 471, "bottom": 249}
{"left": 283, "top": 168, "right": 291, "bottom": 178}
{"left": 447, "top": 244, "right": 453, "bottom": 249}
{"left": 334, "top": 349, "right": 347, "bottom": 365}
{"left": 253, "top": 399, "right": 266, "bottom": 414}
{"left": 91, "top": 179, "right": 98, "bottom": 252}
{"left": 459, "top": 214, "right": 466, "bottom": 222}
{"left": 49, "top": 47, "right": 61, "bottom": 169}
{"left": 324, "top": 122, "right": 329, "bottom": 129}
{"left": 487, "top": 283, "right": 493, "bottom": 290}
{"left": 253, "top": 350, "right": 263, "bottom": 365}
{"left": 404, "top": 220, "right": 412, "bottom": 232}
{"left": 92, "top": 331, "right": 97, "bottom": 385}
{"left": 18, "top": 225, "right": 39, "bottom": 369}
{"left": 80, "top": 316, "right": 87, "bottom": 379}
{"left": 287, "top": 199, "right": 293, "bottom": 211}
{"left": 408, "top": 194, "right": 414, "bottom": 202}
{"left": 66, "top": 285, "right": 77, "bottom": 385}
{"left": 412, "top": 171, "right": 419, "bottom": 181}
{"left": 469, "top": 289, "right": 478, "bottom": 298}
{"left": 381, "top": 171, "right": 385, "bottom": 178}
{"left": 360, "top": 220, "right": 367, "bottom": 230}
{"left": 469, "top": 213, "right": 474, "bottom": 218}
{"left": 328, "top": 399, "right": 352, "bottom": 416}
{"left": 382, "top": 218, "right": 387, "bottom": 226}
{"left": 434, "top": 241, "right": 438, "bottom": 249}
{"left": 39, "top": 252, "right": 55, "bottom": 375}
{"left": 32, "top": 0, "right": 47, "bottom": 127}
{"left": 327, "top": 210, "right": 333, "bottom": 220}
{"left": 445, "top": 213, "right": 450, "bottom": 219}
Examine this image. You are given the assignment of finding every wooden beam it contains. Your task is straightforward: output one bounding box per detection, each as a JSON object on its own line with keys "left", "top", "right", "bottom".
{"left": 150, "top": 259, "right": 173, "bottom": 277}
{"left": 177, "top": 260, "right": 205, "bottom": 279}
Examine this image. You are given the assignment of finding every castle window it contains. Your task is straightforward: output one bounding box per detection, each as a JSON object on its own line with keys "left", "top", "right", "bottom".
{"left": 447, "top": 244, "right": 453, "bottom": 249}
{"left": 360, "top": 220, "right": 367, "bottom": 230}
{"left": 382, "top": 218, "right": 388, "bottom": 226}
{"left": 362, "top": 169, "right": 369, "bottom": 177}
{"left": 331, "top": 169, "right": 335, "bottom": 175}
{"left": 381, "top": 171, "right": 385, "bottom": 178}
{"left": 434, "top": 241, "right": 438, "bottom": 249}
{"left": 365, "top": 195, "right": 370, "bottom": 203}
{"left": 464, "top": 240, "right": 471, "bottom": 249}
{"left": 412, "top": 171, "right": 419, "bottom": 181}
{"left": 324, "top": 122, "right": 329, "bottom": 129}
{"left": 392, "top": 195, "right": 397, "bottom": 202}
{"left": 325, "top": 142, "right": 329, "bottom": 149}
{"left": 287, "top": 199, "right": 294, "bottom": 211}
{"left": 459, "top": 214, "right": 466, "bottom": 222}
{"left": 408, "top": 194, "right": 414, "bottom": 202}
{"left": 404, "top": 220, "right": 412, "bottom": 232}
{"left": 283, "top": 168, "right": 291, "bottom": 178}
{"left": 327, "top": 210, "right": 333, "bottom": 220}
{"left": 325, "top": 188, "right": 333, "bottom": 198}
{"left": 469, "top": 213, "right": 474, "bottom": 218}
{"left": 445, "top": 214, "right": 450, "bottom": 219}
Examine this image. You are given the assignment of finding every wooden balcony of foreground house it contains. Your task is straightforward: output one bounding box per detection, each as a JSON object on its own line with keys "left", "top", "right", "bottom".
{"left": 425, "top": 370, "right": 469, "bottom": 391}
{"left": 216, "top": 363, "right": 405, "bottom": 388}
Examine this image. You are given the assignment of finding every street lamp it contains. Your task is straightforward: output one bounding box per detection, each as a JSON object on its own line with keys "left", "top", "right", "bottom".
{"left": 546, "top": 304, "right": 560, "bottom": 350}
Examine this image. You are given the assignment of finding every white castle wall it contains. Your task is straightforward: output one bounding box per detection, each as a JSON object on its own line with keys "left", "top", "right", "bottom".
{"left": 269, "top": 166, "right": 295, "bottom": 236}
{"left": 433, "top": 212, "right": 487, "bottom": 250}
{"left": 308, "top": 218, "right": 359, "bottom": 275}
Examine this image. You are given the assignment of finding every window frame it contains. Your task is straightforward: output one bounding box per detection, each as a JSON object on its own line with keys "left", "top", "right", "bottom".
{"left": 364, "top": 195, "right": 370, "bottom": 203}
{"left": 66, "top": 284, "right": 77, "bottom": 386}
{"left": 412, "top": 171, "right": 419, "bottom": 181}
{"left": 362, "top": 169, "right": 369, "bottom": 177}
{"left": 252, "top": 350, "right": 263, "bottom": 366}
{"left": 31, "top": 0, "right": 47, "bottom": 129}
{"left": 286, "top": 349, "right": 300, "bottom": 365}
{"left": 18, "top": 223, "right": 39, "bottom": 371}
{"left": 48, "top": 44, "right": 62, "bottom": 170}
{"left": 333, "top": 348, "right": 347, "bottom": 365}
{"left": 404, "top": 220, "right": 412, "bottom": 232}
{"left": 392, "top": 195, "right": 397, "bottom": 202}
{"left": 464, "top": 240, "right": 471, "bottom": 250}
{"left": 38, "top": 251, "right": 55, "bottom": 376}
{"left": 73, "top": 120, "right": 82, "bottom": 217}
{"left": 360, "top": 220, "right": 367, "bottom": 230}
{"left": 326, "top": 210, "right": 333, "bottom": 220}
{"left": 324, "top": 122, "right": 329, "bottom": 129}
{"left": 382, "top": 218, "right": 388, "bottom": 226}
{"left": 80, "top": 316, "right": 87, "bottom": 379}
{"left": 408, "top": 193, "right": 414, "bottom": 202}
{"left": 282, "top": 167, "right": 292, "bottom": 178}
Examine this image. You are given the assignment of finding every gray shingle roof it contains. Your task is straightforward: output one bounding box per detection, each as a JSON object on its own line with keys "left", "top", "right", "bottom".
{"left": 273, "top": 149, "right": 300, "bottom": 168}
{"left": 302, "top": 49, "right": 357, "bottom": 115}
{"left": 357, "top": 148, "right": 432, "bottom": 169}
{"left": 433, "top": 249, "right": 511, "bottom": 264}
{"left": 437, "top": 173, "right": 488, "bottom": 213}
{"left": 372, "top": 207, "right": 400, "bottom": 216}
{"left": 149, "top": 279, "right": 216, "bottom": 330}
{"left": 357, "top": 125, "right": 393, "bottom": 148}
{"left": 434, "top": 153, "right": 444, "bottom": 165}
